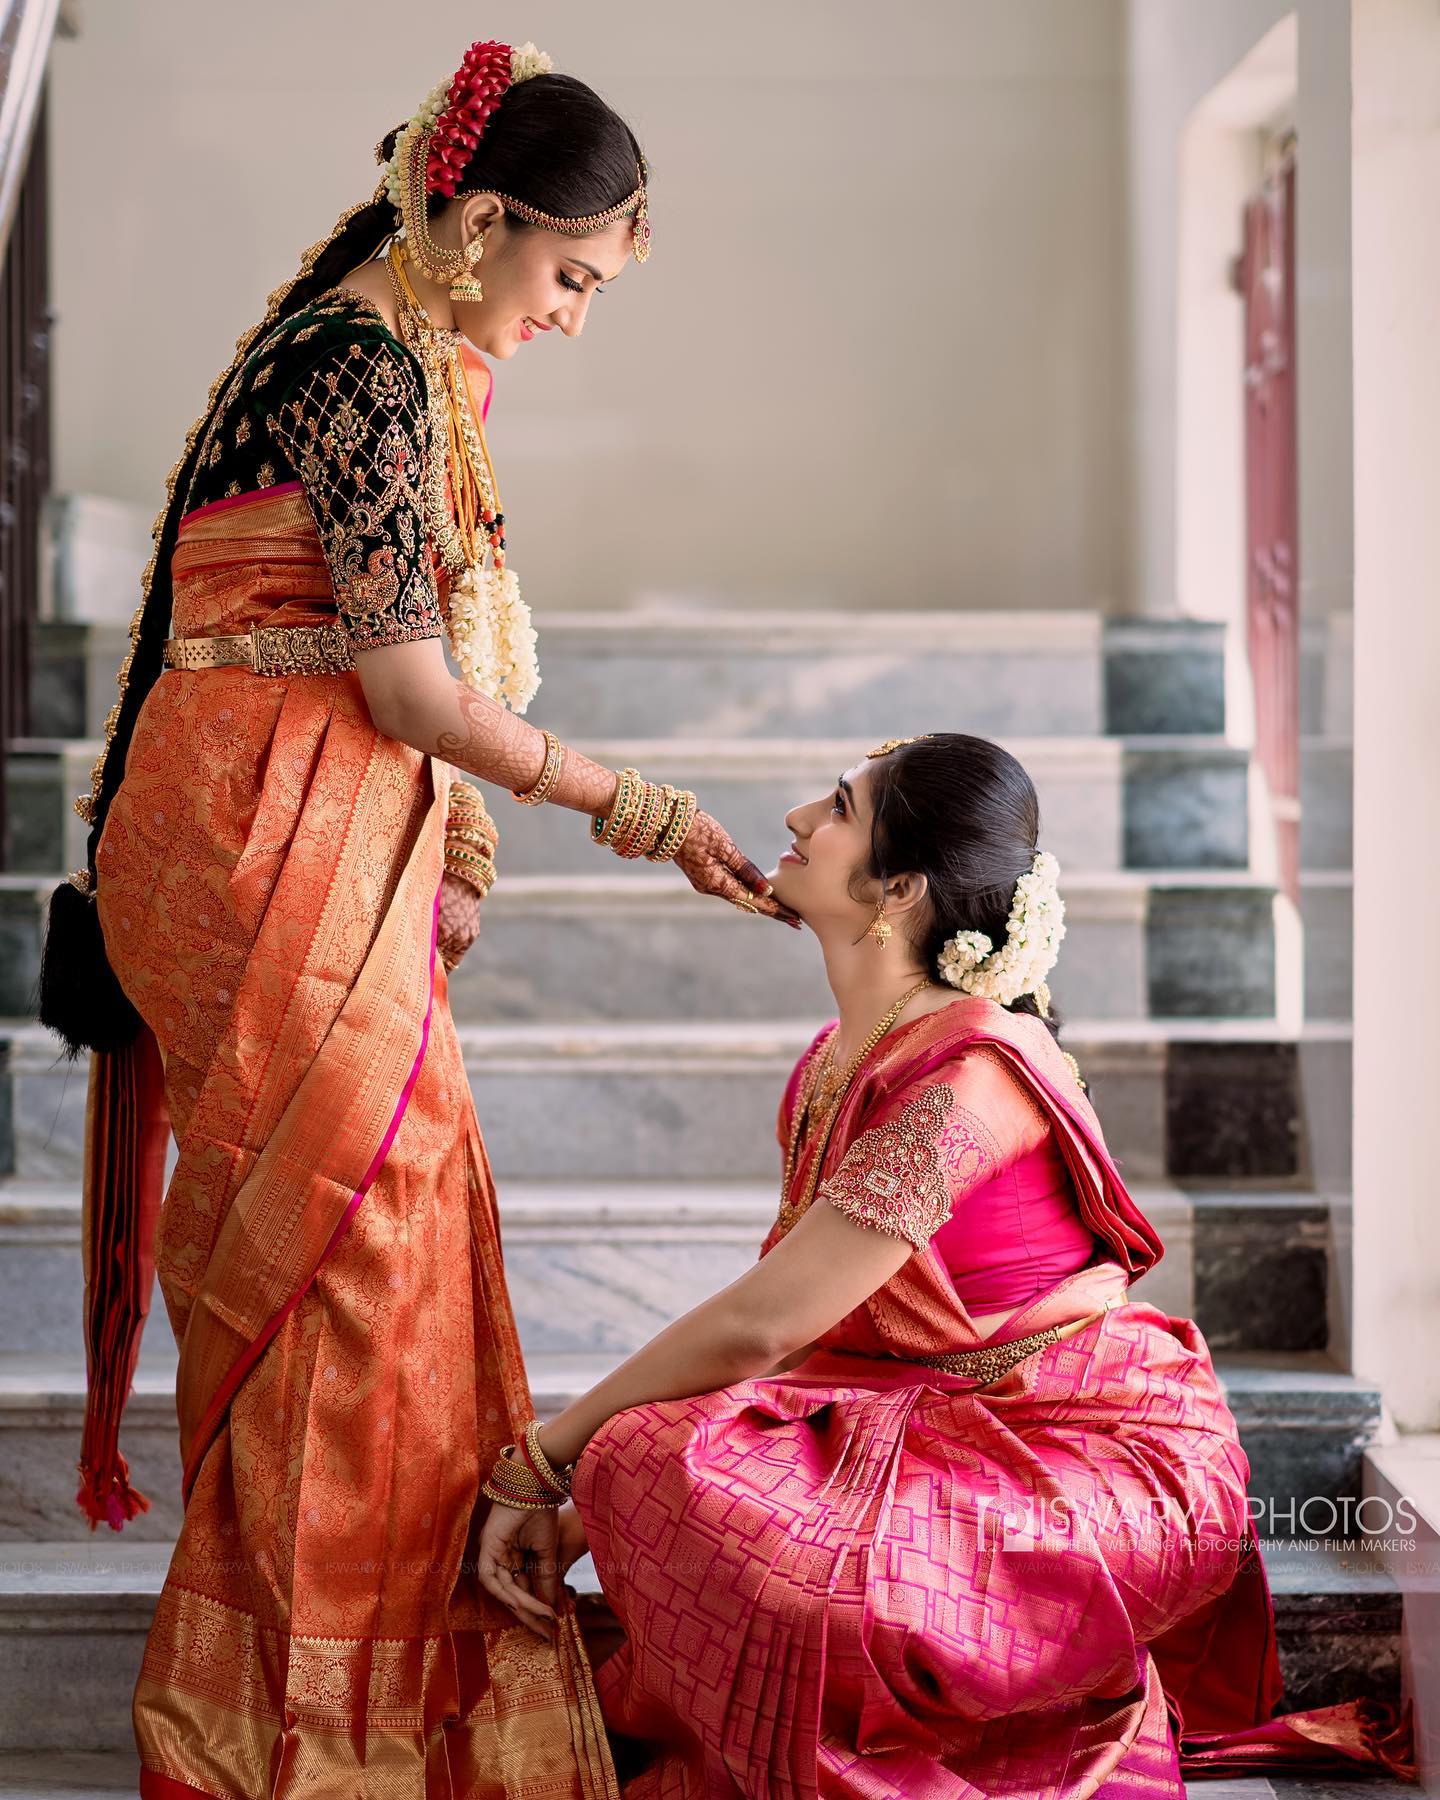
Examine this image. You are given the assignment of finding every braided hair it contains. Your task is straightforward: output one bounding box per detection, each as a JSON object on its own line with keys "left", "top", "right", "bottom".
{"left": 37, "top": 67, "right": 646, "bottom": 1059}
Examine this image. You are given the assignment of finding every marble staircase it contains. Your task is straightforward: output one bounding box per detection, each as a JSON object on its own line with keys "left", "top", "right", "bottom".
{"left": 0, "top": 608, "right": 1388, "bottom": 1777}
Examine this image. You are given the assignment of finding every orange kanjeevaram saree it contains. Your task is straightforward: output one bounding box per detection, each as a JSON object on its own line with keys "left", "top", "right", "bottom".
{"left": 85, "top": 483, "right": 618, "bottom": 1798}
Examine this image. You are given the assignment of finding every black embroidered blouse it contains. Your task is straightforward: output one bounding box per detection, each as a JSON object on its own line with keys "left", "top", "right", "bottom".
{"left": 179, "top": 290, "right": 447, "bottom": 651}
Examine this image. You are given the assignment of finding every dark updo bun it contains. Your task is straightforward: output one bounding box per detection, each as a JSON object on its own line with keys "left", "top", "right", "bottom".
{"left": 856, "top": 733, "right": 1061, "bottom": 1040}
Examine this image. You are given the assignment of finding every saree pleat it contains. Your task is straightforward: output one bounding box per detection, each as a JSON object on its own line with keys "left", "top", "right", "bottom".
{"left": 89, "top": 487, "right": 619, "bottom": 1798}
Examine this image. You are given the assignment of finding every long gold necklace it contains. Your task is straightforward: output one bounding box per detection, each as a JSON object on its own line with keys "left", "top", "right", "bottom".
{"left": 383, "top": 238, "right": 540, "bottom": 712}
{"left": 775, "top": 977, "right": 937, "bottom": 1237}
{"left": 384, "top": 240, "right": 498, "bottom": 575}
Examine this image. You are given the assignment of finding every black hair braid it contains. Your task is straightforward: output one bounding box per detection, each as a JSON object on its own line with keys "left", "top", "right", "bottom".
{"left": 35, "top": 184, "right": 396, "bottom": 1060}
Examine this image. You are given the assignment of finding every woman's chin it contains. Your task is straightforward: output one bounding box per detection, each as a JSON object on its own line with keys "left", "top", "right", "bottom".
{"left": 767, "top": 866, "right": 808, "bottom": 921}
{"left": 471, "top": 332, "right": 519, "bottom": 360}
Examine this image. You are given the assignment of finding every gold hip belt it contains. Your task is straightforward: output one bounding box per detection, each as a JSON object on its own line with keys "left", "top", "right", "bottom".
{"left": 163, "top": 622, "right": 356, "bottom": 677}
{"left": 910, "top": 1295, "right": 1125, "bottom": 1383}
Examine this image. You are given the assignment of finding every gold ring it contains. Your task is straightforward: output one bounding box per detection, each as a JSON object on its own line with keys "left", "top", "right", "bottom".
{"left": 734, "top": 897, "right": 760, "bottom": 915}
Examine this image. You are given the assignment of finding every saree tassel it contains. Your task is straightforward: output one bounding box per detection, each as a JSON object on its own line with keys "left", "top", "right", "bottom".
{"left": 37, "top": 878, "right": 144, "bottom": 1060}
{"left": 74, "top": 1024, "right": 170, "bottom": 1531}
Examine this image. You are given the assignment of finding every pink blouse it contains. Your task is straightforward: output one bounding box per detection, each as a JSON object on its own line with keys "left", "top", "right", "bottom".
{"left": 813, "top": 1041, "right": 1100, "bottom": 1314}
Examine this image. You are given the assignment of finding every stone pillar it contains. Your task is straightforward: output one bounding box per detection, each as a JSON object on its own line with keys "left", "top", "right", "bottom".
{"left": 1350, "top": 0, "right": 1440, "bottom": 1430}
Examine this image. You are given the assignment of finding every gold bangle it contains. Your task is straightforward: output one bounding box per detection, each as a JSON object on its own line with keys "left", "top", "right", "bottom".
{"left": 446, "top": 824, "right": 497, "bottom": 853}
{"left": 482, "top": 1444, "right": 561, "bottom": 1509}
{"left": 646, "top": 788, "right": 699, "bottom": 862}
{"left": 444, "top": 855, "right": 495, "bottom": 897}
{"left": 598, "top": 771, "right": 643, "bottom": 849}
{"left": 593, "top": 768, "right": 638, "bottom": 847}
{"left": 617, "top": 779, "right": 666, "bottom": 859}
{"left": 513, "top": 729, "right": 565, "bottom": 806}
{"left": 448, "top": 780, "right": 490, "bottom": 818}
{"left": 480, "top": 1478, "right": 554, "bottom": 1512}
{"left": 445, "top": 849, "right": 496, "bottom": 878}
{"left": 523, "top": 1418, "right": 574, "bottom": 1498}
{"left": 445, "top": 846, "right": 496, "bottom": 874}
{"left": 612, "top": 777, "right": 653, "bottom": 856}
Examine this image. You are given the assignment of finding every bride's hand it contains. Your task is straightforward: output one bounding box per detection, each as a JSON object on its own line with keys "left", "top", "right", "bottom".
{"left": 437, "top": 871, "right": 484, "bottom": 972}
{"left": 477, "top": 1502, "right": 560, "bottom": 1639}
{"left": 675, "top": 811, "right": 801, "bottom": 928}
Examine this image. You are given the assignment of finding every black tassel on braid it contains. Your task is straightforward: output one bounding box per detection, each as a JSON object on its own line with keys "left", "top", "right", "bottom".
{"left": 35, "top": 182, "right": 398, "bottom": 1061}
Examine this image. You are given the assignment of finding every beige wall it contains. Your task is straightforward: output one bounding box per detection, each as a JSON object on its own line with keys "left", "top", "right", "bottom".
{"left": 1350, "top": 0, "right": 1440, "bottom": 1432}
{"left": 47, "top": 0, "right": 1128, "bottom": 613}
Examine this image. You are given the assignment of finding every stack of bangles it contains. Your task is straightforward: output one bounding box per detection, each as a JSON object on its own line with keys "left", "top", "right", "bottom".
{"left": 444, "top": 780, "right": 498, "bottom": 898}
{"left": 591, "top": 767, "right": 700, "bottom": 861}
{"left": 480, "top": 1418, "right": 575, "bottom": 1512}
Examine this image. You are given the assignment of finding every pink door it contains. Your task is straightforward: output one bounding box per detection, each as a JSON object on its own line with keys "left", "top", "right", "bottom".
{"left": 1240, "top": 154, "right": 1299, "bottom": 905}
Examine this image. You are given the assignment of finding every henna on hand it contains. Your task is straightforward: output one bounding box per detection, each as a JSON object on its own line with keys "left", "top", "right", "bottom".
{"left": 436, "top": 870, "right": 484, "bottom": 969}
{"left": 676, "top": 812, "right": 801, "bottom": 927}
{"left": 398, "top": 676, "right": 795, "bottom": 924}
{"left": 431, "top": 680, "right": 620, "bottom": 817}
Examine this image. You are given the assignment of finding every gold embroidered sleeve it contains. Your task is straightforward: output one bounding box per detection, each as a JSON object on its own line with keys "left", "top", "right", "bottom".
{"left": 817, "top": 1080, "right": 1000, "bottom": 1250}
{"left": 269, "top": 336, "right": 443, "bottom": 650}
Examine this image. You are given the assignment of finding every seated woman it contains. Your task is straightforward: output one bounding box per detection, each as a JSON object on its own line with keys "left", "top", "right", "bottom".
{"left": 477, "top": 732, "right": 1408, "bottom": 1797}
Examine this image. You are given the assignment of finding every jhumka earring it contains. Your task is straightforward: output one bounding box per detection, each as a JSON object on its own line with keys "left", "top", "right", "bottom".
{"left": 449, "top": 230, "right": 487, "bottom": 305}
{"left": 867, "top": 895, "right": 893, "bottom": 949}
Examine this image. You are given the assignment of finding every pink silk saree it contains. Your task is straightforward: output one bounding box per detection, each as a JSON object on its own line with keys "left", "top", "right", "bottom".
{"left": 81, "top": 481, "right": 618, "bottom": 1798}
{"left": 571, "top": 998, "right": 1413, "bottom": 1797}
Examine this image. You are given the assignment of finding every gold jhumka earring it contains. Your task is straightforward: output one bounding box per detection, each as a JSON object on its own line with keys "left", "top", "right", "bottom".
{"left": 448, "top": 230, "right": 488, "bottom": 305}
{"left": 867, "top": 894, "right": 893, "bottom": 949}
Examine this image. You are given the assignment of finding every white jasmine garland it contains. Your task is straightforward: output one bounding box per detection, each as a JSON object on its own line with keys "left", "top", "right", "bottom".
{"left": 510, "top": 42, "right": 554, "bottom": 82}
{"left": 384, "top": 80, "right": 451, "bottom": 211}
{"left": 937, "top": 850, "right": 1066, "bottom": 1007}
{"left": 446, "top": 563, "right": 541, "bottom": 714}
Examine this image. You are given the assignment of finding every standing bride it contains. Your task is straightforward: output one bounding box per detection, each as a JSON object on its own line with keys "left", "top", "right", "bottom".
{"left": 36, "top": 36, "right": 789, "bottom": 1800}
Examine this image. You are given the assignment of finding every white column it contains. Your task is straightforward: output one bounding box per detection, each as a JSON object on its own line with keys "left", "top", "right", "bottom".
{"left": 1350, "top": 0, "right": 1440, "bottom": 1430}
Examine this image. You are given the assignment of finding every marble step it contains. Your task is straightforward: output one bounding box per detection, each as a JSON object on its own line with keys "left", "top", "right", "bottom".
{"left": 0, "top": 1344, "right": 1381, "bottom": 1550}
{"left": 28, "top": 612, "right": 1230, "bottom": 744}
{"left": 0, "top": 866, "right": 1287, "bottom": 1027}
{"left": 0, "top": 1174, "right": 1335, "bottom": 1368}
{"left": 1215, "top": 1355, "right": 1385, "bottom": 1547}
{"left": 0, "top": 1019, "right": 1346, "bottom": 1186}
{"left": 0, "top": 1533, "right": 1394, "bottom": 1753}
{"left": 452, "top": 870, "right": 1283, "bottom": 1025}
{"left": 3, "top": 730, "right": 1254, "bottom": 885}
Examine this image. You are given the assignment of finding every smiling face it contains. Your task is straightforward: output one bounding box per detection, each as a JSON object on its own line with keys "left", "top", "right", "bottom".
{"left": 442, "top": 196, "right": 634, "bottom": 359}
{"left": 769, "top": 761, "right": 881, "bottom": 932}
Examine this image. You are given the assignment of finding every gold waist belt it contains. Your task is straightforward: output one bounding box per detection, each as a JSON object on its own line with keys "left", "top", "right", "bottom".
{"left": 910, "top": 1298, "right": 1123, "bottom": 1384}
{"left": 163, "top": 622, "right": 356, "bottom": 677}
